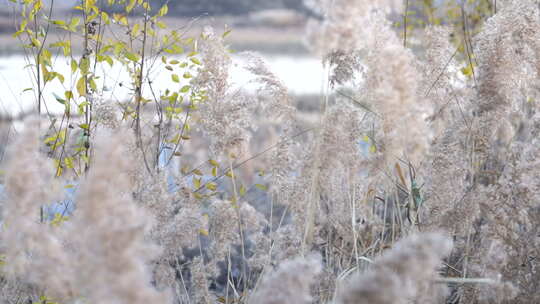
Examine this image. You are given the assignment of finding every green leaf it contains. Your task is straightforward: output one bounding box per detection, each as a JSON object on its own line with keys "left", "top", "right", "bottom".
{"left": 69, "top": 17, "right": 81, "bottom": 31}
{"left": 222, "top": 29, "right": 232, "bottom": 38}
{"left": 171, "top": 74, "right": 179, "bottom": 83}
{"left": 125, "top": 52, "right": 140, "bottom": 62}
{"left": 53, "top": 92, "right": 66, "bottom": 104}
{"left": 89, "top": 77, "right": 97, "bottom": 91}
{"left": 79, "top": 57, "right": 90, "bottom": 74}
{"left": 104, "top": 55, "right": 114, "bottom": 67}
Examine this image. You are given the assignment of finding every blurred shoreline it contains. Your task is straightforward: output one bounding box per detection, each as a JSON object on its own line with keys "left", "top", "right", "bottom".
{"left": 0, "top": 11, "right": 312, "bottom": 55}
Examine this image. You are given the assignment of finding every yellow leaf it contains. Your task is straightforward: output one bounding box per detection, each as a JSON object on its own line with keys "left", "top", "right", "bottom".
{"left": 64, "top": 157, "right": 74, "bottom": 169}
{"left": 156, "top": 21, "right": 167, "bottom": 29}
{"left": 89, "top": 77, "right": 97, "bottom": 91}
{"left": 158, "top": 4, "right": 168, "bottom": 17}
{"left": 31, "top": 37, "right": 41, "bottom": 47}
{"left": 54, "top": 161, "right": 63, "bottom": 177}
{"left": 193, "top": 178, "right": 201, "bottom": 189}
{"left": 65, "top": 91, "right": 73, "bottom": 101}
{"left": 51, "top": 19, "right": 65, "bottom": 27}
{"left": 69, "top": 17, "right": 80, "bottom": 31}
{"left": 101, "top": 12, "right": 110, "bottom": 24}
{"left": 131, "top": 23, "right": 141, "bottom": 36}
{"left": 76, "top": 77, "right": 86, "bottom": 97}
{"left": 461, "top": 65, "right": 473, "bottom": 77}
{"left": 222, "top": 29, "right": 232, "bottom": 38}
{"left": 71, "top": 59, "right": 78, "bottom": 73}
{"left": 395, "top": 163, "right": 407, "bottom": 187}
{"left": 255, "top": 184, "right": 267, "bottom": 191}
{"left": 119, "top": 15, "right": 128, "bottom": 26}
{"left": 126, "top": 0, "right": 136, "bottom": 13}
{"left": 239, "top": 185, "right": 246, "bottom": 196}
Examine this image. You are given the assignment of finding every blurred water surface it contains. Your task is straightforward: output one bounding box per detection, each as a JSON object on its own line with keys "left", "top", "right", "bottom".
{"left": 0, "top": 54, "right": 324, "bottom": 115}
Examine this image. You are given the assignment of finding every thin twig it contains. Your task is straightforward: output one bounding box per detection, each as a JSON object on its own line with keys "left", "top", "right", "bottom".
{"left": 134, "top": 5, "right": 153, "bottom": 175}
{"left": 336, "top": 90, "right": 380, "bottom": 117}
{"left": 460, "top": 4, "right": 477, "bottom": 87}
{"left": 424, "top": 47, "right": 459, "bottom": 98}
{"left": 435, "top": 277, "right": 497, "bottom": 285}
{"left": 404, "top": 0, "right": 409, "bottom": 47}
